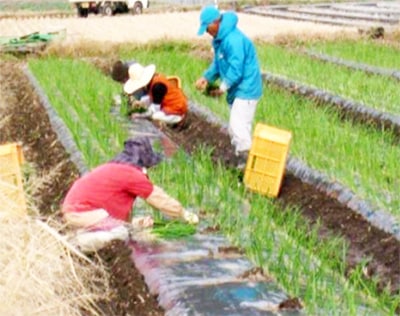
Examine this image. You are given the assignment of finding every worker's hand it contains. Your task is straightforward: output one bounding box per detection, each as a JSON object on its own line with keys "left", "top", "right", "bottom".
{"left": 182, "top": 209, "right": 199, "bottom": 225}
{"left": 131, "top": 112, "right": 140, "bottom": 119}
{"left": 195, "top": 77, "right": 208, "bottom": 91}
{"left": 131, "top": 215, "right": 154, "bottom": 229}
{"left": 132, "top": 100, "right": 146, "bottom": 108}
{"left": 209, "top": 88, "right": 224, "bottom": 97}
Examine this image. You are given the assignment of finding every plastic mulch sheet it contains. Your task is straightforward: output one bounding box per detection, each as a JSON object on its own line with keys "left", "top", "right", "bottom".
{"left": 128, "top": 234, "right": 303, "bottom": 315}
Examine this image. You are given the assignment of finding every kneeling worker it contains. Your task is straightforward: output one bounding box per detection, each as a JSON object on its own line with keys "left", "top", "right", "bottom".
{"left": 62, "top": 136, "right": 198, "bottom": 252}
{"left": 124, "top": 63, "right": 188, "bottom": 126}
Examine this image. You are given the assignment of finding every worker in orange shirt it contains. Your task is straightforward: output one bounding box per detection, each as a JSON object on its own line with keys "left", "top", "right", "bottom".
{"left": 124, "top": 63, "right": 188, "bottom": 126}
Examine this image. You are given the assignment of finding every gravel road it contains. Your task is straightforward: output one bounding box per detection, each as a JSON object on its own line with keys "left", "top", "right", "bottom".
{"left": 0, "top": 10, "right": 358, "bottom": 44}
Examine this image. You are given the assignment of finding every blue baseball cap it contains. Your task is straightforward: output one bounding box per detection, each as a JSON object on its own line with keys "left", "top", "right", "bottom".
{"left": 197, "top": 5, "right": 220, "bottom": 36}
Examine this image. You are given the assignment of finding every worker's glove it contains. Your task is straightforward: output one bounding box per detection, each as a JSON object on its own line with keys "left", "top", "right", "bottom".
{"left": 182, "top": 209, "right": 199, "bottom": 225}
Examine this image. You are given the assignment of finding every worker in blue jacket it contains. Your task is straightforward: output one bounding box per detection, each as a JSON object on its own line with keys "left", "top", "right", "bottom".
{"left": 195, "top": 5, "right": 263, "bottom": 168}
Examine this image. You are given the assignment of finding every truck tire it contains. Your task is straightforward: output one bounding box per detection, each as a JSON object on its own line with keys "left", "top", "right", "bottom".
{"left": 77, "top": 7, "right": 89, "bottom": 18}
{"left": 101, "top": 3, "right": 114, "bottom": 16}
{"left": 130, "top": 1, "right": 143, "bottom": 15}
{"left": 118, "top": 3, "right": 129, "bottom": 14}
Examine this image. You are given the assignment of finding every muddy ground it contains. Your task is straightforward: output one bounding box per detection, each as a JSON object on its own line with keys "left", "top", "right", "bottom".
{"left": 0, "top": 55, "right": 399, "bottom": 315}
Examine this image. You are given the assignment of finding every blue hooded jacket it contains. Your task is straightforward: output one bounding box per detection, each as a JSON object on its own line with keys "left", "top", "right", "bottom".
{"left": 203, "top": 11, "right": 263, "bottom": 105}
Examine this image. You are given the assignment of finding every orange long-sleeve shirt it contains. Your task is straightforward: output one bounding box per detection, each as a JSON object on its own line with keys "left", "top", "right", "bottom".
{"left": 149, "top": 74, "right": 188, "bottom": 116}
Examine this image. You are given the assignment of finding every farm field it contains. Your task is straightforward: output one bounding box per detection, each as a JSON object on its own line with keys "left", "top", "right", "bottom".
{"left": 258, "top": 44, "right": 400, "bottom": 116}
{"left": 1, "top": 3, "right": 400, "bottom": 316}
{"left": 304, "top": 39, "right": 400, "bottom": 69}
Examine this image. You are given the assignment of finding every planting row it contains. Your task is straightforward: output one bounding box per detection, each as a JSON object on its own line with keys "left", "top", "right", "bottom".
{"left": 302, "top": 39, "right": 400, "bottom": 70}
{"left": 243, "top": 2, "right": 400, "bottom": 28}
{"left": 300, "top": 50, "right": 400, "bottom": 82}
{"left": 116, "top": 42, "right": 399, "bottom": 223}
{"left": 29, "top": 58, "right": 126, "bottom": 169}
{"left": 28, "top": 51, "right": 398, "bottom": 314}
{"left": 258, "top": 43, "right": 400, "bottom": 117}
{"left": 262, "top": 72, "right": 400, "bottom": 137}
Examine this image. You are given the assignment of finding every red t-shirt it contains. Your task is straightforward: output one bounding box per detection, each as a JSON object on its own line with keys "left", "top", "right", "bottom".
{"left": 62, "top": 163, "right": 153, "bottom": 221}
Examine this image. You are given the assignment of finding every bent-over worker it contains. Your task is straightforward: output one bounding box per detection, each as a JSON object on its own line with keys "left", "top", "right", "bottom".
{"left": 62, "top": 136, "right": 198, "bottom": 252}
{"left": 124, "top": 63, "right": 188, "bottom": 125}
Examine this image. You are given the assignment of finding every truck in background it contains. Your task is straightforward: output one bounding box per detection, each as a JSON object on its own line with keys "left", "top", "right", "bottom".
{"left": 69, "top": 0, "right": 149, "bottom": 17}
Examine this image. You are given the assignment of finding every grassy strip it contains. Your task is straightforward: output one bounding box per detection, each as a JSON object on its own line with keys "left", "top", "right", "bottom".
{"left": 257, "top": 43, "right": 400, "bottom": 116}
{"left": 119, "top": 43, "right": 399, "bottom": 220}
{"left": 28, "top": 57, "right": 126, "bottom": 167}
{"left": 303, "top": 39, "right": 400, "bottom": 69}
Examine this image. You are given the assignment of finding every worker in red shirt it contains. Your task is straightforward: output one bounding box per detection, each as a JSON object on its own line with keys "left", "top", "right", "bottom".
{"left": 123, "top": 63, "right": 188, "bottom": 125}
{"left": 62, "top": 136, "right": 198, "bottom": 252}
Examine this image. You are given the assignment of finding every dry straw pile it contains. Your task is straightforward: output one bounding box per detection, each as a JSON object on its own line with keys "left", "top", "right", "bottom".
{"left": 0, "top": 73, "right": 111, "bottom": 316}
{"left": 0, "top": 198, "right": 110, "bottom": 315}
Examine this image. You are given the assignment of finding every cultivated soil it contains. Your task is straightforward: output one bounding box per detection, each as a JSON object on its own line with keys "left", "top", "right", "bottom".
{"left": 1, "top": 10, "right": 399, "bottom": 316}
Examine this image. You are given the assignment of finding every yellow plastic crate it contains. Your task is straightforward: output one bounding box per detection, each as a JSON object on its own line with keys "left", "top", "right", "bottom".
{"left": 244, "top": 123, "right": 292, "bottom": 197}
{"left": 0, "top": 142, "right": 27, "bottom": 217}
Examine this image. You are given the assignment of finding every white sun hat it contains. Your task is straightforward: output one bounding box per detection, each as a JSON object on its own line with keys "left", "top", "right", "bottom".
{"left": 123, "top": 63, "right": 156, "bottom": 94}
